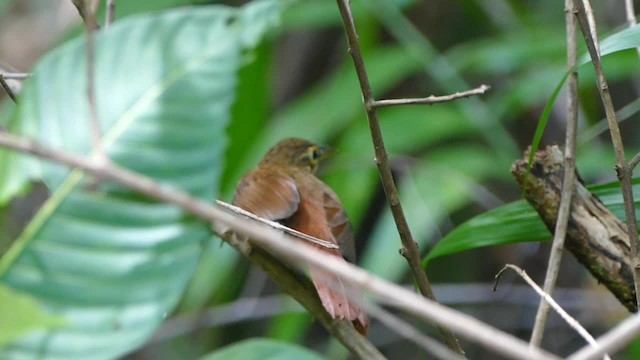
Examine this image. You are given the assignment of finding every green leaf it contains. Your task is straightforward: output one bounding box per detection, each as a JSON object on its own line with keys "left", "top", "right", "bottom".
{"left": 0, "top": 1, "right": 283, "bottom": 359}
{"left": 199, "top": 338, "right": 325, "bottom": 360}
{"left": 425, "top": 179, "right": 640, "bottom": 263}
{"left": 526, "top": 24, "right": 640, "bottom": 191}
{"left": 0, "top": 284, "right": 65, "bottom": 347}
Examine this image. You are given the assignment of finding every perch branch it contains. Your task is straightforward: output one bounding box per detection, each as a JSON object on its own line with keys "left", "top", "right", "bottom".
{"left": 530, "top": 0, "right": 580, "bottom": 345}
{"left": 335, "top": 0, "right": 464, "bottom": 353}
{"left": 0, "top": 130, "right": 560, "bottom": 360}
{"left": 496, "top": 265, "right": 609, "bottom": 360}
{"left": 575, "top": 0, "right": 640, "bottom": 309}
{"left": 370, "top": 84, "right": 490, "bottom": 108}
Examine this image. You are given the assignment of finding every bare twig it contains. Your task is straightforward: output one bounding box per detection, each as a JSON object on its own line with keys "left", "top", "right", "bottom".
{"left": 72, "top": 0, "right": 100, "bottom": 31}
{"left": 529, "top": 0, "right": 580, "bottom": 345}
{"left": 215, "top": 200, "right": 339, "bottom": 250}
{"left": 630, "top": 151, "right": 640, "bottom": 171}
{"left": 334, "top": 0, "right": 464, "bottom": 354}
{"left": 625, "top": 0, "right": 637, "bottom": 27}
{"left": 495, "top": 265, "right": 610, "bottom": 360}
{"left": 0, "top": 75, "right": 17, "bottom": 103}
{"left": 106, "top": 0, "right": 116, "bottom": 27}
{"left": 0, "top": 131, "right": 560, "bottom": 360}
{"left": 623, "top": 0, "right": 640, "bottom": 58}
{"left": 367, "top": 304, "right": 465, "bottom": 360}
{"left": 0, "top": 73, "right": 30, "bottom": 80}
{"left": 568, "top": 313, "right": 640, "bottom": 360}
{"left": 575, "top": 0, "right": 640, "bottom": 309}
{"left": 73, "top": 0, "right": 105, "bottom": 163}
{"left": 370, "top": 84, "right": 490, "bottom": 108}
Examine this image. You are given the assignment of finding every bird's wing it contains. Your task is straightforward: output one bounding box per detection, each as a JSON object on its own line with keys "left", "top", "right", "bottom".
{"left": 233, "top": 166, "right": 301, "bottom": 221}
{"left": 322, "top": 188, "right": 356, "bottom": 263}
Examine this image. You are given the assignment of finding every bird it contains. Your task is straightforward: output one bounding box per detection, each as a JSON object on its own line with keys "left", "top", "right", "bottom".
{"left": 233, "top": 137, "right": 369, "bottom": 335}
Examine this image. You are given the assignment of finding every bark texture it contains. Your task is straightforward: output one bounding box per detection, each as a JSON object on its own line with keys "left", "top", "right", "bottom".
{"left": 512, "top": 145, "right": 636, "bottom": 312}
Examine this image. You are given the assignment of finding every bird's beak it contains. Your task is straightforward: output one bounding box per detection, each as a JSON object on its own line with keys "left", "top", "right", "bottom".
{"left": 318, "top": 145, "right": 336, "bottom": 159}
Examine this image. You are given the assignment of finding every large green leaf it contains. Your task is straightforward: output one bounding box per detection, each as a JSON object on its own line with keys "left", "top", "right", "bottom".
{"left": 199, "top": 338, "right": 324, "bottom": 360}
{"left": 425, "top": 179, "right": 640, "bottom": 263}
{"left": 0, "top": 1, "right": 283, "bottom": 359}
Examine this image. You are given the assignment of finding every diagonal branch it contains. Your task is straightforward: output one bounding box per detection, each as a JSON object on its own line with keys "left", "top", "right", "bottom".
{"left": 0, "top": 75, "right": 17, "bottom": 103}
{"left": 0, "top": 131, "right": 561, "bottom": 360}
{"left": 335, "top": 0, "right": 464, "bottom": 353}
{"left": 496, "top": 264, "right": 610, "bottom": 360}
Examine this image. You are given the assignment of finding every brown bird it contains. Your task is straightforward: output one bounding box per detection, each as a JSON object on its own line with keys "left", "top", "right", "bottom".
{"left": 233, "top": 138, "right": 368, "bottom": 335}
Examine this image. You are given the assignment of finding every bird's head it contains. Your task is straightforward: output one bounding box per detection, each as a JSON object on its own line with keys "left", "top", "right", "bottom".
{"left": 259, "top": 137, "right": 334, "bottom": 173}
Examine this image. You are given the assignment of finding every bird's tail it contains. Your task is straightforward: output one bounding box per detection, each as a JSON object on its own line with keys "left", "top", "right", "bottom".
{"left": 310, "top": 265, "right": 369, "bottom": 335}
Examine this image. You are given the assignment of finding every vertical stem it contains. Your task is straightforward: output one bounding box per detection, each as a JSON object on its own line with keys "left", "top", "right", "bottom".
{"left": 575, "top": 0, "right": 640, "bottom": 309}
{"left": 105, "top": 0, "right": 116, "bottom": 28}
{"left": 335, "top": 0, "right": 464, "bottom": 354}
{"left": 529, "top": 0, "right": 580, "bottom": 346}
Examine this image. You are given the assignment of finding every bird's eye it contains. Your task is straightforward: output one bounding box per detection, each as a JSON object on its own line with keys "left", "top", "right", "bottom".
{"left": 310, "top": 147, "right": 321, "bottom": 160}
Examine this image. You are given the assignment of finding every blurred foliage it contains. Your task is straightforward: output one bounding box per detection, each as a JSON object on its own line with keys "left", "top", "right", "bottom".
{"left": 0, "top": 0, "right": 639, "bottom": 359}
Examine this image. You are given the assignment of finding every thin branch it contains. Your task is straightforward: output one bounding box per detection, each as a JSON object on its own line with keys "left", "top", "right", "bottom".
{"left": 624, "top": 0, "right": 640, "bottom": 58}
{"left": 625, "top": 0, "right": 637, "bottom": 27}
{"left": 0, "top": 131, "right": 560, "bottom": 360}
{"left": 568, "top": 312, "right": 640, "bottom": 360}
{"left": 630, "top": 151, "right": 640, "bottom": 171}
{"left": 495, "top": 265, "right": 610, "bottom": 360}
{"left": 529, "top": 0, "right": 579, "bottom": 345}
{"left": 105, "top": 0, "right": 116, "bottom": 27}
{"left": 575, "top": 0, "right": 640, "bottom": 309}
{"left": 370, "top": 84, "right": 490, "bottom": 108}
{"left": 0, "top": 73, "right": 30, "bottom": 80}
{"left": 0, "top": 75, "right": 17, "bottom": 103}
{"left": 72, "top": 0, "right": 100, "bottom": 31}
{"left": 366, "top": 304, "right": 465, "bottom": 360}
{"left": 335, "top": 0, "right": 464, "bottom": 354}
{"left": 215, "top": 200, "right": 338, "bottom": 250}
{"left": 76, "top": 0, "right": 105, "bottom": 163}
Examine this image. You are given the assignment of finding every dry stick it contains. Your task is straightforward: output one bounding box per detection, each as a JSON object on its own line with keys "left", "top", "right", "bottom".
{"left": 529, "top": 0, "right": 580, "bottom": 346}
{"left": 0, "top": 131, "right": 560, "bottom": 360}
{"left": 0, "top": 73, "right": 29, "bottom": 80}
{"left": 334, "top": 0, "right": 464, "bottom": 354}
{"left": 568, "top": 312, "right": 640, "bottom": 360}
{"left": 496, "top": 265, "right": 610, "bottom": 360}
{"left": 366, "top": 304, "right": 465, "bottom": 360}
{"left": 575, "top": 0, "right": 640, "bottom": 309}
{"left": 215, "top": 200, "right": 339, "bottom": 250}
{"left": 624, "top": 0, "right": 640, "bottom": 58}
{"left": 76, "top": 0, "right": 104, "bottom": 163}
{"left": 630, "top": 152, "right": 640, "bottom": 171}
{"left": 72, "top": 0, "right": 100, "bottom": 31}
{"left": 370, "top": 84, "right": 490, "bottom": 108}
{"left": 0, "top": 75, "right": 17, "bottom": 103}
{"left": 106, "top": 0, "right": 116, "bottom": 27}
